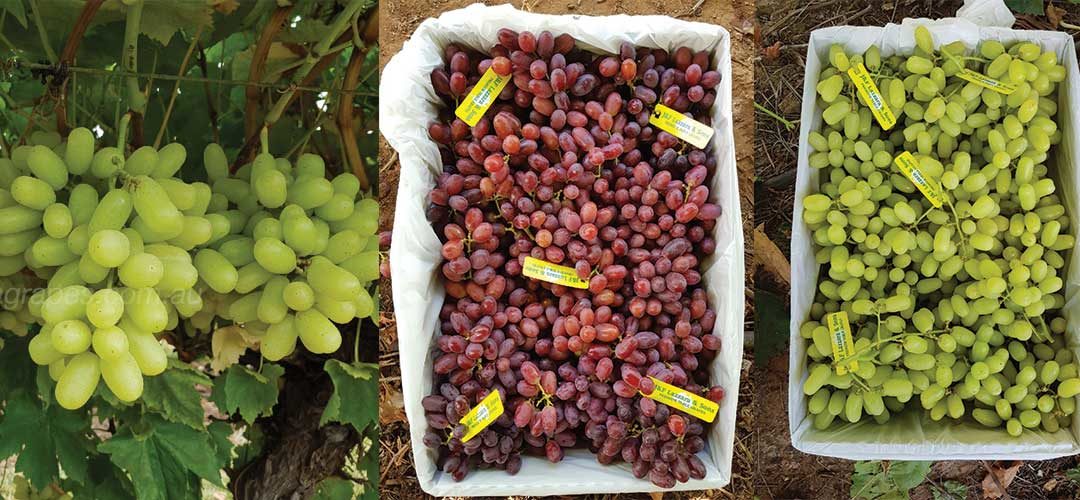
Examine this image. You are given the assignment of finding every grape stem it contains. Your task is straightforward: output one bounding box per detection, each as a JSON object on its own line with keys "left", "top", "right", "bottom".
{"left": 122, "top": 0, "right": 146, "bottom": 147}
{"left": 153, "top": 22, "right": 206, "bottom": 149}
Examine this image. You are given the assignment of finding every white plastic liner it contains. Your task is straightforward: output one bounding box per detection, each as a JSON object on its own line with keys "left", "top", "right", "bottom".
{"left": 788, "top": 0, "right": 1080, "bottom": 460}
{"left": 382, "top": 3, "right": 744, "bottom": 495}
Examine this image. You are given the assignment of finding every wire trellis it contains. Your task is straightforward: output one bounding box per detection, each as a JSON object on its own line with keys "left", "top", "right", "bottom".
{"left": 5, "top": 60, "right": 377, "bottom": 96}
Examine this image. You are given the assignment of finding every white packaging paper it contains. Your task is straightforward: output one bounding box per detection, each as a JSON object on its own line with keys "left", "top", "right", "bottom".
{"left": 789, "top": 0, "right": 1080, "bottom": 460}
{"left": 382, "top": 3, "right": 744, "bottom": 495}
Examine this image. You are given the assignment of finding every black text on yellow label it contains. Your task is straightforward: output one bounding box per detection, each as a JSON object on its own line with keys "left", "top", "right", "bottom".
{"left": 522, "top": 256, "right": 589, "bottom": 289}
{"left": 648, "top": 104, "right": 715, "bottom": 149}
{"left": 893, "top": 151, "right": 945, "bottom": 208}
{"left": 454, "top": 68, "right": 511, "bottom": 127}
{"left": 460, "top": 389, "right": 504, "bottom": 442}
{"left": 847, "top": 63, "right": 897, "bottom": 130}
{"left": 825, "top": 311, "right": 859, "bottom": 375}
{"left": 645, "top": 376, "right": 720, "bottom": 422}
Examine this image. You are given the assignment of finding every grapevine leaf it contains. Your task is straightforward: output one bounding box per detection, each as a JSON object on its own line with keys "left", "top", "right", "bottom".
{"left": 64, "top": 455, "right": 136, "bottom": 500}
{"left": 99, "top": 414, "right": 226, "bottom": 500}
{"left": 138, "top": 0, "right": 215, "bottom": 46}
{"left": 233, "top": 424, "right": 265, "bottom": 470}
{"left": 278, "top": 19, "right": 332, "bottom": 43}
{"left": 0, "top": 390, "right": 93, "bottom": 490}
{"left": 321, "top": 360, "right": 378, "bottom": 431}
{"left": 0, "top": 0, "right": 27, "bottom": 28}
{"left": 207, "top": 421, "right": 236, "bottom": 468}
{"left": 1005, "top": 0, "right": 1045, "bottom": 14}
{"left": 0, "top": 335, "right": 36, "bottom": 401}
{"left": 211, "top": 363, "right": 284, "bottom": 424}
{"left": 210, "top": 324, "right": 259, "bottom": 373}
{"left": 311, "top": 477, "right": 362, "bottom": 500}
{"left": 888, "top": 460, "right": 931, "bottom": 490}
{"left": 142, "top": 359, "right": 213, "bottom": 430}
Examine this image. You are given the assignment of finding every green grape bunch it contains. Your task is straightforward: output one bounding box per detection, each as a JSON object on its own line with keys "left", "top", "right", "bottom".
{"left": 186, "top": 145, "right": 379, "bottom": 361}
{"left": 0, "top": 126, "right": 376, "bottom": 411}
{"left": 798, "top": 26, "right": 1080, "bottom": 437}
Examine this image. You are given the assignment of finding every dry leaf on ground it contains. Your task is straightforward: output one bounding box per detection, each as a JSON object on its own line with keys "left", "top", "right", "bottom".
{"left": 982, "top": 461, "right": 1022, "bottom": 499}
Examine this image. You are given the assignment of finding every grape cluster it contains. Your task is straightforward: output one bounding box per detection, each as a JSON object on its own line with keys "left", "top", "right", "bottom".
{"left": 418, "top": 29, "right": 726, "bottom": 488}
{"left": 187, "top": 147, "right": 379, "bottom": 361}
{"left": 800, "top": 27, "right": 1080, "bottom": 436}
{"left": 0, "top": 128, "right": 373, "bottom": 410}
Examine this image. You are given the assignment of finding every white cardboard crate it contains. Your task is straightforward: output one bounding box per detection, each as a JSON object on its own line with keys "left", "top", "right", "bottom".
{"left": 381, "top": 3, "right": 744, "bottom": 495}
{"left": 788, "top": 15, "right": 1080, "bottom": 460}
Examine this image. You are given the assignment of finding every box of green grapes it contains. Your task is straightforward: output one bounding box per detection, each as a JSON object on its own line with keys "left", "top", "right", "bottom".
{"left": 789, "top": 14, "right": 1080, "bottom": 459}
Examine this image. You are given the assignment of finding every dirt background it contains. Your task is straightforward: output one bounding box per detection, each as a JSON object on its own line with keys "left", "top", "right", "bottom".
{"left": 754, "top": 1, "right": 1080, "bottom": 499}
{"left": 378, "top": 0, "right": 756, "bottom": 499}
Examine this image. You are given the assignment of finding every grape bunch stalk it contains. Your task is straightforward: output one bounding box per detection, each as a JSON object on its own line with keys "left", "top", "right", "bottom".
{"left": 800, "top": 27, "right": 1080, "bottom": 436}
{"left": 0, "top": 124, "right": 375, "bottom": 410}
{"left": 418, "top": 28, "right": 727, "bottom": 488}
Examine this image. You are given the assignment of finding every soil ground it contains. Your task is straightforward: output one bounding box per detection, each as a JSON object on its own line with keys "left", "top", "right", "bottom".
{"left": 379, "top": 0, "right": 755, "bottom": 499}
{"left": 754, "top": 1, "right": 1080, "bottom": 499}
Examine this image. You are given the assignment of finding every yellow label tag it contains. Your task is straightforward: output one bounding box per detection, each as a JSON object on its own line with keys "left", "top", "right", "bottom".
{"left": 648, "top": 104, "right": 714, "bottom": 149}
{"left": 893, "top": 151, "right": 945, "bottom": 208}
{"left": 454, "top": 68, "right": 511, "bottom": 127}
{"left": 847, "top": 63, "right": 896, "bottom": 131}
{"left": 825, "top": 311, "right": 859, "bottom": 375}
{"left": 957, "top": 68, "right": 1016, "bottom": 95}
{"left": 645, "top": 377, "right": 719, "bottom": 423}
{"left": 522, "top": 256, "right": 589, "bottom": 289}
{"left": 460, "top": 389, "right": 504, "bottom": 442}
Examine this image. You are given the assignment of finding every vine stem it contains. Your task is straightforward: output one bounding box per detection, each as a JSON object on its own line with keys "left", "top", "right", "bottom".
{"left": 28, "top": 0, "right": 57, "bottom": 63}
{"left": 337, "top": 38, "right": 372, "bottom": 190}
{"left": 122, "top": 0, "right": 146, "bottom": 147}
{"left": 153, "top": 23, "right": 206, "bottom": 148}
{"left": 117, "top": 112, "right": 132, "bottom": 154}
{"left": 54, "top": 0, "right": 105, "bottom": 135}
{"left": 245, "top": 4, "right": 295, "bottom": 139}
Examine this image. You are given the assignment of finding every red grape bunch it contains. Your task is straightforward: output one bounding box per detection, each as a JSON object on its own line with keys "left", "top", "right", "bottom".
{"left": 420, "top": 28, "right": 726, "bottom": 488}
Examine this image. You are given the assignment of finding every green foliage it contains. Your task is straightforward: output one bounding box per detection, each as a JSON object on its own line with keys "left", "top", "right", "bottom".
{"left": 851, "top": 460, "right": 932, "bottom": 500}
{"left": 99, "top": 414, "right": 227, "bottom": 500}
{"left": 0, "top": 390, "right": 94, "bottom": 489}
{"left": 321, "top": 360, "right": 378, "bottom": 431}
{"left": 142, "top": 359, "right": 214, "bottom": 430}
{"left": 210, "top": 363, "right": 284, "bottom": 425}
{"left": 930, "top": 480, "right": 969, "bottom": 500}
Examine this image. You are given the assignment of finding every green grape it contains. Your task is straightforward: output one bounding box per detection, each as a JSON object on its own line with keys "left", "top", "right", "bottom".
{"left": 55, "top": 352, "right": 100, "bottom": 410}
{"left": 281, "top": 210, "right": 318, "bottom": 255}
{"left": 217, "top": 237, "right": 255, "bottom": 266}
{"left": 193, "top": 249, "right": 238, "bottom": 293}
{"left": 306, "top": 256, "right": 361, "bottom": 301}
{"left": 101, "top": 351, "right": 144, "bottom": 402}
{"left": 120, "top": 318, "right": 167, "bottom": 375}
{"left": 92, "top": 325, "right": 129, "bottom": 361}
{"left": 286, "top": 177, "right": 334, "bottom": 209}
{"left": 257, "top": 276, "right": 289, "bottom": 324}
{"left": 64, "top": 127, "right": 96, "bottom": 174}
{"left": 125, "top": 146, "right": 159, "bottom": 176}
{"left": 227, "top": 292, "right": 261, "bottom": 323}
{"left": 295, "top": 309, "right": 342, "bottom": 354}
{"left": 331, "top": 173, "right": 361, "bottom": 198}
{"left": 253, "top": 238, "right": 297, "bottom": 274}
{"left": 0, "top": 205, "right": 44, "bottom": 235}
{"left": 41, "top": 285, "right": 91, "bottom": 324}
{"left": 315, "top": 297, "right": 356, "bottom": 323}
{"left": 0, "top": 229, "right": 40, "bottom": 257}
{"left": 86, "top": 289, "right": 125, "bottom": 328}
{"left": 118, "top": 252, "right": 164, "bottom": 288}
{"left": 125, "top": 287, "right": 168, "bottom": 333}
{"left": 131, "top": 176, "right": 184, "bottom": 238}
{"left": 43, "top": 203, "right": 73, "bottom": 238}
{"left": 295, "top": 153, "right": 326, "bottom": 179}
{"left": 88, "top": 189, "right": 133, "bottom": 233}
{"left": 253, "top": 165, "right": 288, "bottom": 209}
{"left": 236, "top": 262, "right": 273, "bottom": 294}
{"left": 50, "top": 321, "right": 92, "bottom": 356}
{"left": 90, "top": 146, "right": 124, "bottom": 178}
{"left": 262, "top": 314, "right": 299, "bottom": 361}
{"left": 29, "top": 331, "right": 64, "bottom": 365}
{"left": 152, "top": 143, "right": 186, "bottom": 178}
{"left": 204, "top": 143, "right": 229, "bottom": 182}
{"left": 27, "top": 145, "right": 68, "bottom": 190}
{"left": 157, "top": 178, "right": 197, "bottom": 211}
{"left": 283, "top": 281, "right": 316, "bottom": 311}
{"left": 11, "top": 176, "right": 56, "bottom": 210}
{"left": 87, "top": 229, "right": 131, "bottom": 268}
